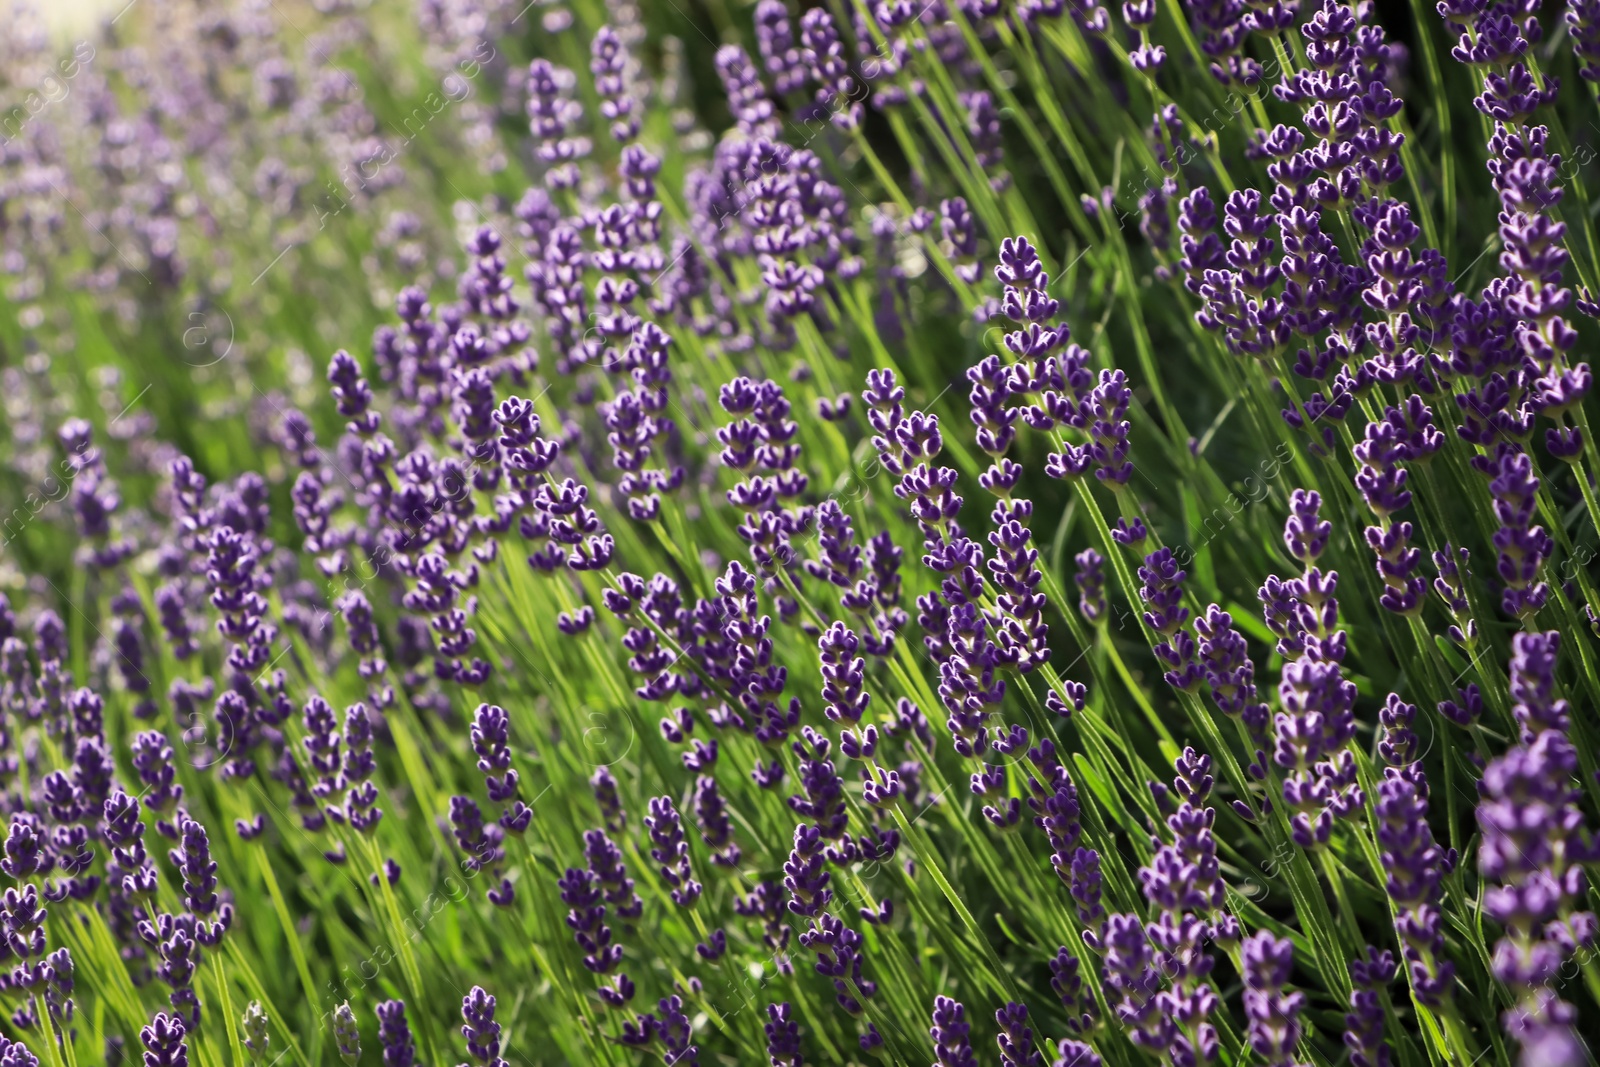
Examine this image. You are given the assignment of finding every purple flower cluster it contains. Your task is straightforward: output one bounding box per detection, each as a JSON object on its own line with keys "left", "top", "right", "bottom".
{"left": 526, "top": 59, "right": 587, "bottom": 190}
{"left": 807, "top": 507, "right": 905, "bottom": 659}
{"left": 621, "top": 993, "right": 699, "bottom": 1066}
{"left": 1373, "top": 696, "right": 1455, "bottom": 1007}
{"left": 720, "top": 377, "right": 812, "bottom": 577}
{"left": 1139, "top": 548, "right": 1200, "bottom": 690}
{"left": 1477, "top": 635, "right": 1596, "bottom": 1065}
{"left": 458, "top": 986, "right": 509, "bottom": 1067}
{"left": 644, "top": 796, "right": 701, "bottom": 908}
{"left": 1099, "top": 912, "right": 1167, "bottom": 1046}
{"left": 19, "top": 9, "right": 1600, "bottom": 1067}
{"left": 930, "top": 996, "right": 977, "bottom": 1067}
{"left": 1261, "top": 491, "right": 1364, "bottom": 846}
{"left": 1353, "top": 406, "right": 1434, "bottom": 616}
{"left": 1113, "top": 749, "right": 1238, "bottom": 1064}
{"left": 1344, "top": 948, "right": 1395, "bottom": 1067}
{"left": 1485, "top": 445, "right": 1553, "bottom": 618}
{"left": 709, "top": 559, "right": 799, "bottom": 755}
{"left": 1243, "top": 932, "right": 1306, "bottom": 1067}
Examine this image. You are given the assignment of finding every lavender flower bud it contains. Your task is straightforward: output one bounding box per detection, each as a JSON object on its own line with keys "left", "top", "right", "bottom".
{"left": 333, "top": 1002, "right": 360, "bottom": 1065}
{"left": 764, "top": 1002, "right": 801, "bottom": 1066}
{"left": 459, "top": 987, "right": 506, "bottom": 1067}
{"left": 930, "top": 997, "right": 977, "bottom": 1066}
{"left": 141, "top": 1012, "right": 190, "bottom": 1067}
{"left": 1242, "top": 931, "right": 1305, "bottom": 1067}
{"left": 645, "top": 796, "right": 701, "bottom": 907}
{"left": 242, "top": 1002, "right": 269, "bottom": 1060}
{"left": 375, "top": 1001, "right": 414, "bottom": 1067}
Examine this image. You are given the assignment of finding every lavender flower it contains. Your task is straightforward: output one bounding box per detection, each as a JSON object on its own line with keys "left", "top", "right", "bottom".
{"left": 995, "top": 1001, "right": 1042, "bottom": 1067}
{"left": 784, "top": 828, "right": 835, "bottom": 917}
{"left": 713, "top": 559, "right": 799, "bottom": 748}
{"left": 790, "top": 728, "right": 850, "bottom": 848}
{"left": 1030, "top": 742, "right": 1081, "bottom": 883}
{"left": 1353, "top": 414, "right": 1428, "bottom": 616}
{"left": 692, "top": 775, "right": 740, "bottom": 866}
{"left": 764, "top": 1002, "right": 801, "bottom": 1066}
{"left": 1123, "top": 0, "right": 1166, "bottom": 69}
{"left": 170, "top": 818, "right": 226, "bottom": 927}
{"left": 929, "top": 997, "right": 977, "bottom": 1067}
{"left": 1476, "top": 634, "right": 1595, "bottom": 1063}
{"left": 716, "top": 45, "right": 777, "bottom": 138}
{"left": 1430, "top": 543, "right": 1478, "bottom": 645}
{"left": 591, "top": 767, "right": 627, "bottom": 831}
{"left": 1074, "top": 548, "right": 1106, "bottom": 623}
{"left": 1071, "top": 847, "right": 1106, "bottom": 935}
{"left": 1242, "top": 932, "right": 1306, "bottom": 1067}
{"left": 204, "top": 523, "right": 276, "bottom": 698}
{"left": 471, "top": 703, "right": 520, "bottom": 808}
{"left": 719, "top": 377, "right": 811, "bottom": 577}
{"left": 1087, "top": 371, "right": 1135, "bottom": 485}
{"left": 1050, "top": 948, "right": 1097, "bottom": 1033}
{"left": 584, "top": 830, "right": 643, "bottom": 921}
{"left": 738, "top": 880, "right": 794, "bottom": 972}
{"left": 375, "top": 1001, "right": 414, "bottom": 1067}
{"left": 1486, "top": 444, "right": 1552, "bottom": 619}
{"left": 988, "top": 499, "right": 1050, "bottom": 671}
{"left": 620, "top": 994, "right": 699, "bottom": 1066}
{"left": 449, "top": 796, "right": 507, "bottom": 901}
{"left": 43, "top": 945, "right": 74, "bottom": 1030}
{"left": 591, "top": 27, "right": 639, "bottom": 143}
{"left": 1486, "top": 119, "right": 1590, "bottom": 456}
{"left": 62, "top": 419, "right": 132, "bottom": 569}
{"left": 818, "top": 622, "right": 869, "bottom": 726}
{"left": 344, "top": 705, "right": 383, "bottom": 834}
{"left": 644, "top": 796, "right": 701, "bottom": 907}
{"left": 406, "top": 553, "right": 491, "bottom": 684}
{"left": 755, "top": 2, "right": 807, "bottom": 95}
{"left": 140, "top": 1013, "right": 189, "bottom": 1067}
{"left": 1139, "top": 549, "right": 1200, "bottom": 689}
{"left": 1568, "top": 0, "right": 1600, "bottom": 81}
{"left": 1178, "top": 189, "right": 1226, "bottom": 296}
{"left": 559, "top": 864, "right": 623, "bottom": 975}
{"left": 1134, "top": 750, "right": 1230, "bottom": 1063}
{"left": 1054, "top": 1044, "right": 1103, "bottom": 1067}
{"left": 526, "top": 60, "right": 587, "bottom": 189}
{"left": 942, "top": 197, "right": 981, "bottom": 283}
{"left": 333, "top": 1002, "right": 360, "bottom": 1065}
{"left": 155, "top": 584, "right": 199, "bottom": 661}
{"left": 1374, "top": 772, "right": 1454, "bottom": 1005}
{"left": 111, "top": 591, "right": 157, "bottom": 720}
{"left": 459, "top": 987, "right": 507, "bottom": 1067}
{"left": 1274, "top": 655, "right": 1358, "bottom": 847}
{"left": 1509, "top": 630, "right": 1569, "bottom": 741}
{"left": 1344, "top": 948, "right": 1395, "bottom": 1067}
{"left": 0, "top": 1036, "right": 38, "bottom": 1067}
{"left": 1193, "top": 606, "right": 1270, "bottom": 760}
{"left": 1100, "top": 913, "right": 1169, "bottom": 1046}
{"left": 800, "top": 9, "right": 860, "bottom": 130}
{"left": 242, "top": 1002, "right": 270, "bottom": 1060}
{"left": 961, "top": 91, "right": 1010, "bottom": 191}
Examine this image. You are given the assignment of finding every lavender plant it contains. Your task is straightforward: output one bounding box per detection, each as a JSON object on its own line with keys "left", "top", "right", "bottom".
{"left": 2, "top": 0, "right": 1600, "bottom": 1063}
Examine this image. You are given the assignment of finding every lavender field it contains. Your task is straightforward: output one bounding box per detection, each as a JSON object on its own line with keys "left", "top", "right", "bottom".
{"left": 1, "top": 0, "right": 1599, "bottom": 1064}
